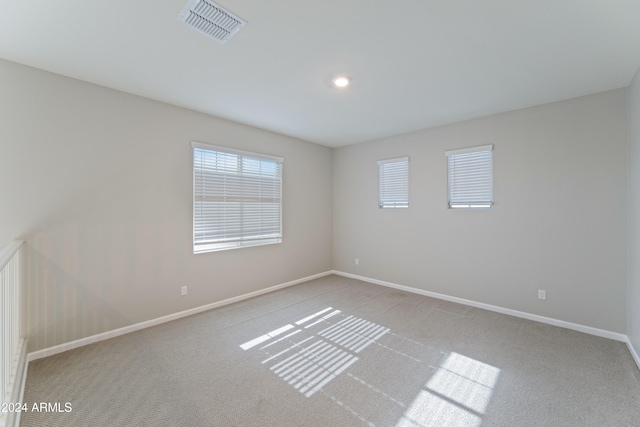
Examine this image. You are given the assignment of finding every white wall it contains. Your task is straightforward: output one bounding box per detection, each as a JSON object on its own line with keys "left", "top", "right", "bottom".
{"left": 333, "top": 90, "right": 628, "bottom": 333}
{"left": 628, "top": 67, "right": 640, "bottom": 355}
{"left": 0, "top": 59, "right": 333, "bottom": 352}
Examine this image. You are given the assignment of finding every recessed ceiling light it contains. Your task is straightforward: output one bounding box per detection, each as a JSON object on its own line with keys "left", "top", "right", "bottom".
{"left": 333, "top": 76, "right": 351, "bottom": 88}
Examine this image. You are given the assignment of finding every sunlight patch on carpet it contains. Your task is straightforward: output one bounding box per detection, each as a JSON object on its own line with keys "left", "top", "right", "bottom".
{"left": 396, "top": 352, "right": 500, "bottom": 427}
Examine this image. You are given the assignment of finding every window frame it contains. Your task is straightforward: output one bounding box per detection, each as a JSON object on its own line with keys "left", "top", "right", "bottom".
{"left": 445, "top": 145, "right": 493, "bottom": 209}
{"left": 378, "top": 156, "right": 409, "bottom": 209}
{"left": 191, "top": 141, "right": 283, "bottom": 254}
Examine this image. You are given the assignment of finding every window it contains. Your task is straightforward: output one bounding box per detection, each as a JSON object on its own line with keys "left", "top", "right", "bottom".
{"left": 445, "top": 145, "right": 493, "bottom": 209}
{"left": 378, "top": 157, "right": 409, "bottom": 208}
{"left": 192, "top": 142, "right": 283, "bottom": 253}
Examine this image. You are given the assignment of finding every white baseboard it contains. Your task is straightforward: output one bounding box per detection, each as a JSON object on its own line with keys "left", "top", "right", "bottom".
{"left": 26, "top": 270, "right": 638, "bottom": 367}
{"left": 332, "top": 270, "right": 628, "bottom": 343}
{"left": 28, "top": 271, "right": 333, "bottom": 361}
{"left": 627, "top": 337, "right": 640, "bottom": 371}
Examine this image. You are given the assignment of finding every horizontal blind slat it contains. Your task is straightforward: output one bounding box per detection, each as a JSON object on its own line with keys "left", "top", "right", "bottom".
{"left": 447, "top": 147, "right": 493, "bottom": 207}
{"left": 379, "top": 157, "right": 409, "bottom": 208}
{"left": 193, "top": 146, "right": 283, "bottom": 251}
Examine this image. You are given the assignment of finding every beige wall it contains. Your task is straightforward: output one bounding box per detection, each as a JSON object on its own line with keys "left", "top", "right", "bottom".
{"left": 1, "top": 57, "right": 633, "bottom": 352}
{"left": 333, "top": 90, "right": 628, "bottom": 333}
{"left": 0, "top": 59, "right": 333, "bottom": 352}
{"left": 628, "top": 67, "right": 640, "bottom": 354}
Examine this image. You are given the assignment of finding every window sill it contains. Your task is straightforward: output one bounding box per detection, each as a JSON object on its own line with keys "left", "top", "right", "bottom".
{"left": 194, "top": 238, "right": 282, "bottom": 254}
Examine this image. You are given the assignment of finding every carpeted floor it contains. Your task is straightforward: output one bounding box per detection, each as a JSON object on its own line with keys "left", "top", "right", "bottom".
{"left": 20, "top": 275, "right": 640, "bottom": 426}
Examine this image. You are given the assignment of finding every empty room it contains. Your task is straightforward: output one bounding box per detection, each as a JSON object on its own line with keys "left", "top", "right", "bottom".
{"left": 1, "top": 0, "right": 640, "bottom": 426}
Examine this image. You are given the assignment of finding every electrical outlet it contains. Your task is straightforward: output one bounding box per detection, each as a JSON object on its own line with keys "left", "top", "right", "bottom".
{"left": 538, "top": 289, "right": 546, "bottom": 300}
{"left": 181, "top": 285, "right": 188, "bottom": 296}
{"left": 355, "top": 258, "right": 359, "bottom": 266}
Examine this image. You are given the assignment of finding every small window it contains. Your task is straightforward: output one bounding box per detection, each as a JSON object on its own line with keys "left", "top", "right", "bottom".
{"left": 378, "top": 157, "right": 409, "bottom": 209}
{"left": 445, "top": 145, "right": 493, "bottom": 209}
{"left": 192, "top": 142, "right": 283, "bottom": 253}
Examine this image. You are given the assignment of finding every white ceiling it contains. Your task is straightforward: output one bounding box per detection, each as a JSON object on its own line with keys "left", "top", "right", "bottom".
{"left": 1, "top": 0, "right": 640, "bottom": 147}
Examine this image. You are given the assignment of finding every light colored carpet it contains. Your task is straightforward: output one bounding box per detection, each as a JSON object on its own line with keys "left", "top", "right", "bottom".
{"left": 20, "top": 275, "right": 640, "bottom": 426}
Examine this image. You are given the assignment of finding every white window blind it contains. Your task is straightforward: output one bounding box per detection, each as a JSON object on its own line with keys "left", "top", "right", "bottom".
{"left": 445, "top": 145, "right": 493, "bottom": 209}
{"left": 192, "top": 142, "right": 283, "bottom": 253}
{"left": 378, "top": 157, "right": 409, "bottom": 208}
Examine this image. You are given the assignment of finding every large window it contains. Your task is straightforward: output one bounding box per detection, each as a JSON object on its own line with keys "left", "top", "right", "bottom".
{"left": 445, "top": 145, "right": 493, "bottom": 209}
{"left": 378, "top": 157, "right": 409, "bottom": 208}
{"left": 192, "top": 142, "right": 283, "bottom": 253}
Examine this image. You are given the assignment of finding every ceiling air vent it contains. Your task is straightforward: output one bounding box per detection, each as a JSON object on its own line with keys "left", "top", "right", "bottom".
{"left": 178, "top": 0, "right": 246, "bottom": 44}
